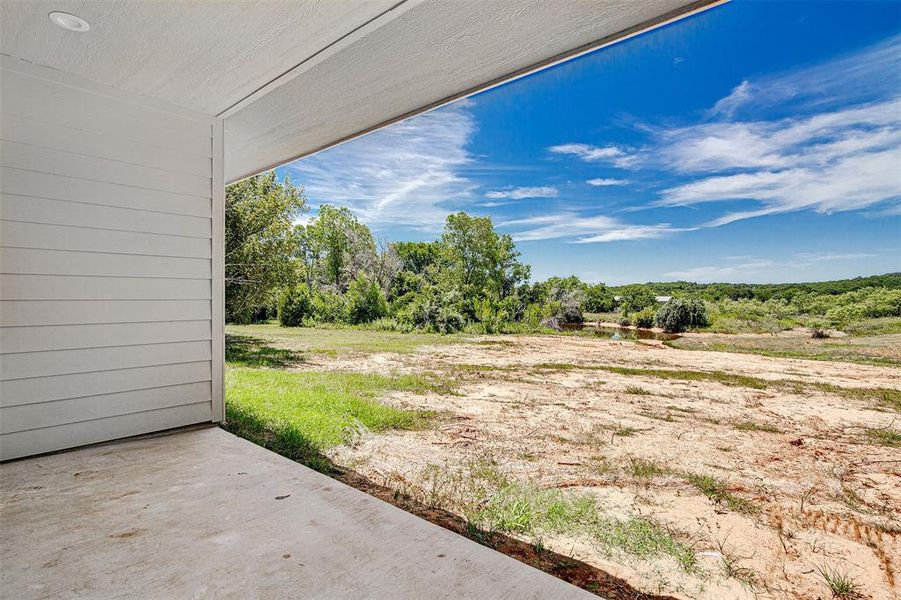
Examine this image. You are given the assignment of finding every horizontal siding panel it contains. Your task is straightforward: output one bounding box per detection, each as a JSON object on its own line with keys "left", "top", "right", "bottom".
{"left": 0, "top": 141, "right": 212, "bottom": 198}
{"left": 0, "top": 69, "right": 212, "bottom": 157}
{"left": 1, "top": 381, "right": 211, "bottom": 434}
{"left": 0, "top": 402, "right": 213, "bottom": 460}
{"left": 1, "top": 248, "right": 210, "bottom": 278}
{"left": 1, "top": 195, "right": 211, "bottom": 237}
{"left": 1, "top": 220, "right": 211, "bottom": 258}
{"left": 0, "top": 361, "right": 211, "bottom": 406}
{"left": 0, "top": 112, "right": 212, "bottom": 177}
{"left": 0, "top": 276, "right": 210, "bottom": 302}
{"left": 0, "top": 340, "right": 211, "bottom": 381}
{"left": 0, "top": 299, "right": 211, "bottom": 327}
{"left": 0, "top": 320, "right": 211, "bottom": 354}
{"left": 0, "top": 168, "right": 211, "bottom": 217}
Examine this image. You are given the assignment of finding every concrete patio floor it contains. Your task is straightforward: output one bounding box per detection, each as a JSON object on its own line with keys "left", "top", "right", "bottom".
{"left": 0, "top": 427, "right": 592, "bottom": 599}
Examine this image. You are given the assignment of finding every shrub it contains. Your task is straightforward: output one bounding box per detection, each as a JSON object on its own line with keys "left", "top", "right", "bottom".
{"left": 655, "top": 298, "right": 709, "bottom": 333}
{"left": 473, "top": 295, "right": 508, "bottom": 334}
{"left": 278, "top": 284, "right": 313, "bottom": 327}
{"left": 312, "top": 289, "right": 347, "bottom": 323}
{"left": 345, "top": 273, "right": 389, "bottom": 324}
{"left": 400, "top": 286, "right": 466, "bottom": 334}
{"left": 633, "top": 307, "right": 657, "bottom": 329}
{"left": 619, "top": 316, "right": 632, "bottom": 327}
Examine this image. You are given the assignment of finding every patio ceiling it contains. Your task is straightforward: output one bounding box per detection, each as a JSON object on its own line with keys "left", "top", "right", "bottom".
{"left": 1, "top": 0, "right": 724, "bottom": 183}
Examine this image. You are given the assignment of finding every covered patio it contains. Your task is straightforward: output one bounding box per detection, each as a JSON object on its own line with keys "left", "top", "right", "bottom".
{"left": 1, "top": 1, "right": 721, "bottom": 596}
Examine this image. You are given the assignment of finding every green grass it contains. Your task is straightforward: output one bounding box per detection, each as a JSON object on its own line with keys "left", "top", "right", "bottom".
{"left": 227, "top": 323, "right": 464, "bottom": 357}
{"left": 684, "top": 473, "right": 757, "bottom": 514}
{"left": 225, "top": 368, "right": 440, "bottom": 471}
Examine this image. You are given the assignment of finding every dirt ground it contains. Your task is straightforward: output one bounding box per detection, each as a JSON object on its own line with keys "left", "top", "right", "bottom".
{"left": 312, "top": 334, "right": 899, "bottom": 599}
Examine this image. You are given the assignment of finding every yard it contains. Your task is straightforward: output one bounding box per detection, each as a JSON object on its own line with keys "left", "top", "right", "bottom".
{"left": 225, "top": 324, "right": 900, "bottom": 599}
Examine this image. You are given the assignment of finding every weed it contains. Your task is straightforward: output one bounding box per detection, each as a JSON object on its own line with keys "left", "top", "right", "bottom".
{"left": 624, "top": 385, "right": 651, "bottom": 395}
{"left": 817, "top": 564, "right": 862, "bottom": 599}
{"left": 715, "top": 534, "right": 760, "bottom": 590}
{"left": 866, "top": 427, "right": 901, "bottom": 447}
{"left": 592, "top": 517, "right": 697, "bottom": 572}
{"left": 629, "top": 457, "right": 669, "bottom": 479}
{"left": 684, "top": 473, "right": 757, "bottom": 514}
{"left": 472, "top": 484, "right": 595, "bottom": 535}
{"left": 733, "top": 420, "right": 782, "bottom": 434}
{"left": 613, "top": 426, "right": 640, "bottom": 437}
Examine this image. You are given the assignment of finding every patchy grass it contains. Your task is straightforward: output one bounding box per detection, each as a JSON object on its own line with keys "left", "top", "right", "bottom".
{"left": 225, "top": 368, "right": 439, "bottom": 471}
{"left": 628, "top": 457, "right": 669, "bottom": 479}
{"left": 805, "top": 383, "right": 901, "bottom": 412}
{"left": 592, "top": 517, "right": 697, "bottom": 572}
{"left": 667, "top": 332, "right": 901, "bottom": 368}
{"left": 623, "top": 385, "right": 652, "bottom": 395}
{"left": 472, "top": 484, "right": 596, "bottom": 535}
{"left": 684, "top": 473, "right": 758, "bottom": 514}
{"left": 227, "top": 323, "right": 464, "bottom": 357}
{"left": 534, "top": 362, "right": 772, "bottom": 389}
{"left": 866, "top": 427, "right": 901, "bottom": 448}
{"left": 470, "top": 482, "right": 696, "bottom": 572}
{"left": 733, "top": 420, "right": 783, "bottom": 433}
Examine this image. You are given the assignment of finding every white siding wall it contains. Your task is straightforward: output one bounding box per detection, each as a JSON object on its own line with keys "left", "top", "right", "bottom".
{"left": 0, "top": 59, "right": 224, "bottom": 460}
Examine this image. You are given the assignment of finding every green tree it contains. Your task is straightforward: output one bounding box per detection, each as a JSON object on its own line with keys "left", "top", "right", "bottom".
{"left": 346, "top": 272, "right": 389, "bottom": 324}
{"left": 299, "top": 205, "right": 376, "bottom": 291}
{"left": 225, "top": 172, "right": 305, "bottom": 323}
{"left": 439, "top": 212, "right": 529, "bottom": 305}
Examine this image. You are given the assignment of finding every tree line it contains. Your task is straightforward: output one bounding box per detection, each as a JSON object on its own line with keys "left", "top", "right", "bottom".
{"left": 226, "top": 174, "right": 900, "bottom": 334}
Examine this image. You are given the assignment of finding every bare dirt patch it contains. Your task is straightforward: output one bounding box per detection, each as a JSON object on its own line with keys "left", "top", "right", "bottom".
{"left": 317, "top": 334, "right": 900, "bottom": 598}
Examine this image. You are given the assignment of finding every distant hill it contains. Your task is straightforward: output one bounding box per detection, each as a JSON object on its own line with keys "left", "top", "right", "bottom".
{"left": 609, "top": 273, "right": 901, "bottom": 301}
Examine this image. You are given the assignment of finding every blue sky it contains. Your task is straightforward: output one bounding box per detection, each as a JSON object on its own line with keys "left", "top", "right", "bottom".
{"left": 276, "top": 0, "right": 901, "bottom": 285}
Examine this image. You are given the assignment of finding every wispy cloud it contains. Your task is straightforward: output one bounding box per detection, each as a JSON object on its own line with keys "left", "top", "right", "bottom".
{"left": 500, "top": 212, "right": 684, "bottom": 243}
{"left": 649, "top": 35, "right": 901, "bottom": 227}
{"left": 655, "top": 101, "right": 901, "bottom": 225}
{"left": 664, "top": 252, "right": 878, "bottom": 282}
{"left": 586, "top": 178, "right": 629, "bottom": 187}
{"left": 485, "top": 186, "right": 558, "bottom": 199}
{"left": 285, "top": 102, "right": 477, "bottom": 230}
{"left": 548, "top": 143, "right": 638, "bottom": 168}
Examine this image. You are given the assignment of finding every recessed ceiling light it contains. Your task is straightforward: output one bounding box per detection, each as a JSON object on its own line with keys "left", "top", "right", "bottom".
{"left": 49, "top": 11, "right": 90, "bottom": 32}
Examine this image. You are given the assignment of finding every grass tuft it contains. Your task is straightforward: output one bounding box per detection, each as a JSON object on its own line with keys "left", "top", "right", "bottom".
{"left": 866, "top": 427, "right": 901, "bottom": 447}
{"left": 733, "top": 420, "right": 783, "bottom": 433}
{"left": 684, "top": 473, "right": 757, "bottom": 514}
{"left": 817, "top": 564, "right": 862, "bottom": 599}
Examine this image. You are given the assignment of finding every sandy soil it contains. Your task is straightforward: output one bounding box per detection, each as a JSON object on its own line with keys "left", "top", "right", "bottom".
{"left": 316, "top": 335, "right": 900, "bottom": 599}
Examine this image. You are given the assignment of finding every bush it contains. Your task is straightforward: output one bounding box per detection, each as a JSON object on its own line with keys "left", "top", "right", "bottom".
{"left": 473, "top": 295, "right": 508, "bottom": 334}
{"left": 278, "top": 284, "right": 313, "bottom": 327}
{"left": 345, "top": 273, "right": 389, "bottom": 324}
{"left": 400, "top": 286, "right": 466, "bottom": 334}
{"left": 312, "top": 289, "right": 347, "bottom": 323}
{"left": 633, "top": 307, "right": 657, "bottom": 329}
{"left": 655, "top": 298, "right": 709, "bottom": 333}
{"left": 618, "top": 316, "right": 632, "bottom": 327}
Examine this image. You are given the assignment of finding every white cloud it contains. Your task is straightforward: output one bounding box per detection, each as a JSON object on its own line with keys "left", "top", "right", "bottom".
{"left": 548, "top": 143, "right": 638, "bottom": 168}
{"left": 655, "top": 107, "right": 901, "bottom": 225}
{"left": 664, "top": 252, "right": 878, "bottom": 282}
{"left": 500, "top": 212, "right": 683, "bottom": 243}
{"left": 485, "top": 186, "right": 558, "bottom": 199}
{"left": 286, "top": 102, "right": 476, "bottom": 231}
{"left": 644, "top": 35, "right": 901, "bottom": 228}
{"left": 586, "top": 178, "right": 629, "bottom": 187}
